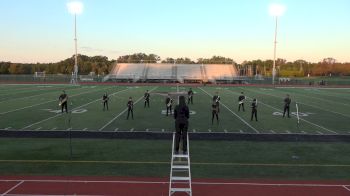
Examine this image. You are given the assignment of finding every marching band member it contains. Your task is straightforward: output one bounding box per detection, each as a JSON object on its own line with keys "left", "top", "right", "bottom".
{"left": 58, "top": 90, "right": 68, "bottom": 113}
{"left": 165, "top": 94, "right": 173, "bottom": 116}
{"left": 126, "top": 97, "right": 134, "bottom": 120}
{"left": 238, "top": 92, "right": 245, "bottom": 112}
{"left": 102, "top": 92, "right": 109, "bottom": 111}
{"left": 144, "top": 90, "right": 150, "bottom": 108}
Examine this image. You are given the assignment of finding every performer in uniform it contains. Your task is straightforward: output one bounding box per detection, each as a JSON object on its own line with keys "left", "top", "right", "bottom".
{"left": 126, "top": 97, "right": 134, "bottom": 120}
{"left": 238, "top": 92, "right": 245, "bottom": 112}
{"left": 212, "top": 101, "right": 219, "bottom": 125}
{"left": 187, "top": 88, "right": 194, "bottom": 104}
{"left": 212, "top": 92, "right": 220, "bottom": 113}
{"left": 58, "top": 90, "right": 68, "bottom": 113}
{"left": 144, "top": 90, "right": 150, "bottom": 108}
{"left": 283, "top": 94, "right": 291, "bottom": 118}
{"left": 165, "top": 94, "right": 173, "bottom": 116}
{"left": 251, "top": 98, "right": 258, "bottom": 121}
{"left": 102, "top": 93, "right": 109, "bottom": 111}
{"left": 174, "top": 96, "right": 190, "bottom": 154}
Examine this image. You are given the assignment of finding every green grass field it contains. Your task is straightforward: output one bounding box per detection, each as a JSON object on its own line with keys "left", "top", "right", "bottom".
{"left": 1, "top": 84, "right": 350, "bottom": 180}
{"left": 1, "top": 84, "right": 349, "bottom": 133}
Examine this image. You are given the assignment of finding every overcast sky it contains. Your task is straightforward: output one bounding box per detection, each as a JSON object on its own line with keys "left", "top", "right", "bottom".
{"left": 1, "top": 0, "right": 349, "bottom": 63}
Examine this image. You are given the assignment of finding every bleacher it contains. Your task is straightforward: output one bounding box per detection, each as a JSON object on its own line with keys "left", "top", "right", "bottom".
{"left": 104, "top": 63, "right": 238, "bottom": 83}
{"left": 177, "top": 64, "right": 204, "bottom": 83}
{"left": 146, "top": 63, "right": 175, "bottom": 82}
{"left": 204, "top": 64, "right": 238, "bottom": 83}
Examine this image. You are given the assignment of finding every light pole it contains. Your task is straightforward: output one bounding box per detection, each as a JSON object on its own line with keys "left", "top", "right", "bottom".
{"left": 269, "top": 4, "right": 285, "bottom": 85}
{"left": 67, "top": 1, "right": 83, "bottom": 84}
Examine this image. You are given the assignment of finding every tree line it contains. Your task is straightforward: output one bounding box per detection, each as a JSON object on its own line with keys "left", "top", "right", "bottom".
{"left": 1, "top": 54, "right": 349, "bottom": 77}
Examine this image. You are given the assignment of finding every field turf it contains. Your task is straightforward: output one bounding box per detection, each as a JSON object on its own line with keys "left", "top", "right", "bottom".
{"left": 1, "top": 84, "right": 350, "bottom": 180}
{"left": 0, "top": 84, "right": 349, "bottom": 134}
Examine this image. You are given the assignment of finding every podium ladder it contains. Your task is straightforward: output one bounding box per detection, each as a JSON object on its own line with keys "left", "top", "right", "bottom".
{"left": 169, "top": 132, "right": 192, "bottom": 196}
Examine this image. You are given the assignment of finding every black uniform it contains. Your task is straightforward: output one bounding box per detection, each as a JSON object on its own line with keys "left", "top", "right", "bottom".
{"left": 283, "top": 96, "right": 291, "bottom": 118}
{"left": 59, "top": 93, "right": 68, "bottom": 113}
{"left": 126, "top": 100, "right": 134, "bottom": 119}
{"left": 144, "top": 92, "right": 150, "bottom": 108}
{"left": 187, "top": 89, "right": 194, "bottom": 104}
{"left": 174, "top": 104, "right": 190, "bottom": 154}
{"left": 166, "top": 97, "right": 173, "bottom": 116}
{"left": 102, "top": 94, "right": 109, "bottom": 111}
{"left": 251, "top": 100, "right": 258, "bottom": 121}
{"left": 238, "top": 95, "right": 245, "bottom": 111}
{"left": 212, "top": 94, "right": 220, "bottom": 113}
{"left": 212, "top": 102, "right": 219, "bottom": 124}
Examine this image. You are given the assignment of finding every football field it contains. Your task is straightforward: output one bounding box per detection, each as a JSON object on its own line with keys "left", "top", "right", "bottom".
{"left": 1, "top": 84, "right": 350, "bottom": 134}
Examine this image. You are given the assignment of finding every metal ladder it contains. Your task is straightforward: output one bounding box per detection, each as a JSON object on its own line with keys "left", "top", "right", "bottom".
{"left": 169, "top": 132, "right": 192, "bottom": 196}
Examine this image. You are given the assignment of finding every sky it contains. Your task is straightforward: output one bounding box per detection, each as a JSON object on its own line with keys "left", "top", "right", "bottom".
{"left": 0, "top": 0, "right": 349, "bottom": 64}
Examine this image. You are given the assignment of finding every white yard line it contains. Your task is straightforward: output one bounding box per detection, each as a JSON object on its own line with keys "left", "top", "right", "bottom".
{"left": 343, "top": 185, "right": 350, "bottom": 192}
{"left": 199, "top": 87, "right": 259, "bottom": 133}
{"left": 21, "top": 88, "right": 129, "bottom": 130}
{"left": 1, "top": 180, "right": 24, "bottom": 196}
{"left": 98, "top": 87, "right": 158, "bottom": 131}
{"left": 0, "top": 86, "right": 112, "bottom": 115}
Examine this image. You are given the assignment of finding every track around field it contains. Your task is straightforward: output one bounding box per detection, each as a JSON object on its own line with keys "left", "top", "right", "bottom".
{"left": 1, "top": 176, "right": 350, "bottom": 196}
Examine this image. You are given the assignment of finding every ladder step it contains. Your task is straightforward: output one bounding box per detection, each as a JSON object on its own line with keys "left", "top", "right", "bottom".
{"left": 173, "top": 154, "right": 189, "bottom": 158}
{"left": 171, "top": 176, "right": 190, "bottom": 181}
{"left": 172, "top": 165, "right": 189, "bottom": 169}
{"left": 170, "top": 188, "right": 191, "bottom": 192}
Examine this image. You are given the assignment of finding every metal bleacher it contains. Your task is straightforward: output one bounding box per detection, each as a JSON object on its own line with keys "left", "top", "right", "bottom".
{"left": 104, "top": 63, "right": 238, "bottom": 83}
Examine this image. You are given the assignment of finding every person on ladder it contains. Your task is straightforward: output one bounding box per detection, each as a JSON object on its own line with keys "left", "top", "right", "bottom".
{"left": 174, "top": 96, "right": 190, "bottom": 155}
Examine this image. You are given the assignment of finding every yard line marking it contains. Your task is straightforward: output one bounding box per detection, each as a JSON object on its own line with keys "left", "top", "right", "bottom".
{"left": 161, "top": 129, "right": 165, "bottom": 132}
{"left": 199, "top": 87, "right": 259, "bottom": 133}
{"left": 21, "top": 88, "right": 129, "bottom": 130}
{"left": 145, "top": 128, "right": 149, "bottom": 132}
{"left": 224, "top": 129, "right": 228, "bottom": 133}
{"left": 1, "top": 180, "right": 24, "bottom": 196}
{"left": 130, "top": 128, "right": 134, "bottom": 132}
{"left": 301, "top": 131, "right": 307, "bottom": 134}
{"left": 231, "top": 89, "right": 338, "bottom": 135}
{"left": 67, "top": 128, "right": 72, "bottom": 131}
{"left": 286, "top": 130, "right": 291, "bottom": 134}
{"left": 317, "top": 131, "right": 324, "bottom": 135}
{"left": 240, "top": 130, "right": 244, "bottom": 133}
{"left": 270, "top": 130, "right": 276, "bottom": 134}
{"left": 343, "top": 185, "right": 350, "bottom": 192}
{"left": 193, "top": 129, "right": 196, "bottom": 133}
{"left": 35, "top": 127, "right": 41, "bottom": 131}
{"left": 98, "top": 87, "right": 158, "bottom": 131}
{"left": 50, "top": 127, "right": 57, "bottom": 130}
{"left": 208, "top": 129, "right": 212, "bottom": 132}
{"left": 4, "top": 127, "right": 11, "bottom": 130}
{"left": 0, "top": 86, "right": 113, "bottom": 115}
{"left": 114, "top": 128, "right": 119, "bottom": 132}
{"left": 83, "top": 128, "right": 88, "bottom": 131}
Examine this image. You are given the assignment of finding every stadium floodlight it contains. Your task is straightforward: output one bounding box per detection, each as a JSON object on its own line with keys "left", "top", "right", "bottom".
{"left": 269, "top": 3, "right": 285, "bottom": 85}
{"left": 67, "top": 1, "right": 83, "bottom": 84}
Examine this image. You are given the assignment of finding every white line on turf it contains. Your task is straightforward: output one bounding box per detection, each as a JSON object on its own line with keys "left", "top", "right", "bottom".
{"left": 208, "top": 129, "right": 211, "bottom": 132}
{"left": 240, "top": 130, "right": 243, "bottom": 133}
{"left": 199, "top": 87, "right": 259, "bottom": 133}
{"left": 130, "top": 128, "right": 134, "bottom": 132}
{"left": 224, "top": 129, "right": 228, "bottom": 133}
{"left": 270, "top": 130, "right": 275, "bottom": 134}
{"left": 317, "top": 131, "right": 324, "bottom": 135}
{"left": 4, "top": 127, "right": 11, "bottom": 130}
{"left": 114, "top": 128, "right": 119, "bottom": 132}
{"left": 0, "top": 86, "right": 113, "bottom": 115}
{"left": 83, "top": 128, "right": 88, "bottom": 131}
{"left": 21, "top": 88, "right": 129, "bottom": 130}
{"left": 67, "top": 128, "right": 72, "bottom": 131}
{"left": 146, "top": 128, "right": 149, "bottom": 132}
{"left": 35, "top": 127, "right": 41, "bottom": 131}
{"left": 193, "top": 129, "right": 196, "bottom": 133}
{"left": 301, "top": 131, "right": 307, "bottom": 134}
{"left": 98, "top": 87, "right": 157, "bottom": 131}
{"left": 0, "top": 180, "right": 24, "bottom": 196}
{"left": 286, "top": 130, "right": 291, "bottom": 134}
{"left": 51, "top": 127, "right": 57, "bottom": 130}
{"left": 161, "top": 129, "right": 164, "bottom": 132}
